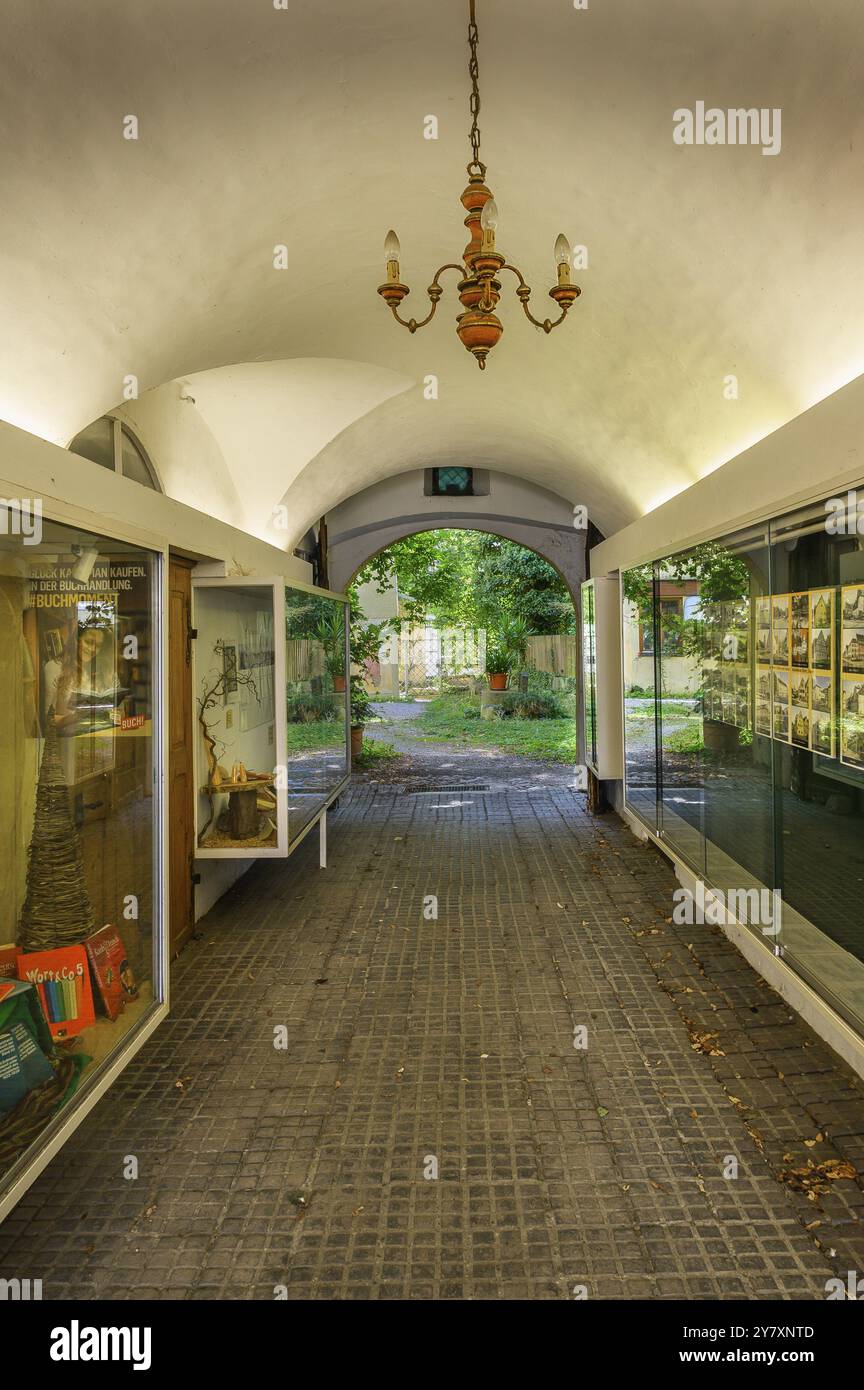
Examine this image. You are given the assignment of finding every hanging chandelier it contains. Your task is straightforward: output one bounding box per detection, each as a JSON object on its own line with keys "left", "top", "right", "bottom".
{"left": 377, "top": 0, "right": 580, "bottom": 370}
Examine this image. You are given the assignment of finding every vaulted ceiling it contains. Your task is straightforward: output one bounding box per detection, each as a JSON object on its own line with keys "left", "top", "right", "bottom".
{"left": 2, "top": 0, "right": 863, "bottom": 544}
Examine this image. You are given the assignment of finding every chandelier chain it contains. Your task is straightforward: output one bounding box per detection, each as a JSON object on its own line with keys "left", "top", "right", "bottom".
{"left": 467, "top": 0, "right": 484, "bottom": 176}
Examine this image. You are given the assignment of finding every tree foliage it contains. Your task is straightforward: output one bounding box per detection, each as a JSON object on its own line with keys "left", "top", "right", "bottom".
{"left": 621, "top": 542, "right": 752, "bottom": 661}
{"left": 470, "top": 534, "right": 575, "bottom": 634}
{"left": 354, "top": 529, "right": 575, "bottom": 635}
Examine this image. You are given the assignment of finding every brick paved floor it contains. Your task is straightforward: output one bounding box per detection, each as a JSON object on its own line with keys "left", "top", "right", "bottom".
{"left": 2, "top": 766, "right": 864, "bottom": 1300}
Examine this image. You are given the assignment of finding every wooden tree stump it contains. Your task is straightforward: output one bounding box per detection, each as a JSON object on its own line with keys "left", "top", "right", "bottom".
{"left": 228, "top": 786, "right": 259, "bottom": 839}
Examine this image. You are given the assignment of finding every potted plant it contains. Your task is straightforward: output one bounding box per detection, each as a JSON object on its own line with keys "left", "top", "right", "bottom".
{"left": 485, "top": 617, "right": 531, "bottom": 690}
{"left": 349, "top": 679, "right": 371, "bottom": 760}
{"left": 485, "top": 642, "right": 513, "bottom": 691}
{"left": 313, "top": 613, "right": 348, "bottom": 691}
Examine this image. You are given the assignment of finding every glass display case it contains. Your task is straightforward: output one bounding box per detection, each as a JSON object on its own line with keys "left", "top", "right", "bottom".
{"left": 621, "top": 489, "right": 864, "bottom": 1035}
{"left": 192, "top": 577, "right": 350, "bottom": 857}
{"left": 284, "top": 587, "right": 349, "bottom": 842}
{"left": 0, "top": 504, "right": 164, "bottom": 1220}
{"left": 193, "top": 578, "right": 287, "bottom": 857}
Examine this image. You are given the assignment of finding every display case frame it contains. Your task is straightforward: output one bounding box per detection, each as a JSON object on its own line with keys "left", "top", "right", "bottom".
{"left": 581, "top": 577, "right": 623, "bottom": 780}
{"left": 0, "top": 481, "right": 168, "bottom": 1224}
{"left": 191, "top": 574, "right": 351, "bottom": 861}
{"left": 192, "top": 576, "right": 289, "bottom": 859}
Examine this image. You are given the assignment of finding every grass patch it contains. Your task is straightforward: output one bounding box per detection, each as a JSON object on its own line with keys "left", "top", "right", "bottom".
{"left": 353, "top": 739, "right": 401, "bottom": 768}
{"left": 287, "top": 719, "right": 348, "bottom": 753}
{"left": 663, "top": 723, "right": 705, "bottom": 754}
{"left": 414, "top": 693, "right": 577, "bottom": 763}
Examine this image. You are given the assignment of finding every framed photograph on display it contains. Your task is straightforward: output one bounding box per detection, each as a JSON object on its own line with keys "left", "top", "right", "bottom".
{"left": 841, "top": 677, "right": 864, "bottom": 768}
{"left": 791, "top": 704, "right": 810, "bottom": 749}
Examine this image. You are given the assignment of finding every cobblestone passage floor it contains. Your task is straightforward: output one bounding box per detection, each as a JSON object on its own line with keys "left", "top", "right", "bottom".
{"left": 2, "top": 779, "right": 864, "bottom": 1300}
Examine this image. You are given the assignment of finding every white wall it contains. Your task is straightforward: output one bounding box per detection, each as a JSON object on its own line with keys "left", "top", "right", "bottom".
{"left": 591, "top": 373, "right": 864, "bottom": 579}
{"left": 327, "top": 468, "right": 587, "bottom": 599}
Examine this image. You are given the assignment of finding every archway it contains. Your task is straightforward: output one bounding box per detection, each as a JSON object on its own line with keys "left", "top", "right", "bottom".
{"left": 344, "top": 526, "right": 582, "bottom": 790}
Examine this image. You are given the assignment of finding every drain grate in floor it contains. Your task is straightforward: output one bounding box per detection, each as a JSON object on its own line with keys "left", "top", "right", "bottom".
{"left": 404, "top": 782, "right": 494, "bottom": 794}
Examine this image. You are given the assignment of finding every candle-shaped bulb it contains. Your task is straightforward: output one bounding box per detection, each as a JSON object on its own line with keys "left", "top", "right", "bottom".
{"left": 384, "top": 229, "right": 401, "bottom": 263}
{"left": 554, "top": 233, "right": 572, "bottom": 266}
{"left": 480, "top": 198, "right": 499, "bottom": 233}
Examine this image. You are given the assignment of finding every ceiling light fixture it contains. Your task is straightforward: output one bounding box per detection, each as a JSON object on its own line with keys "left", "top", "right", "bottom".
{"left": 377, "top": 0, "right": 580, "bottom": 370}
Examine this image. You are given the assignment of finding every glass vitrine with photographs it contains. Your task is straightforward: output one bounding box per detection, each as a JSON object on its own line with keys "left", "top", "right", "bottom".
{"left": 622, "top": 488, "right": 864, "bottom": 1034}
{"left": 0, "top": 505, "right": 163, "bottom": 1217}
{"left": 284, "top": 586, "right": 350, "bottom": 842}
{"left": 769, "top": 497, "right": 864, "bottom": 1024}
{"left": 581, "top": 580, "right": 597, "bottom": 768}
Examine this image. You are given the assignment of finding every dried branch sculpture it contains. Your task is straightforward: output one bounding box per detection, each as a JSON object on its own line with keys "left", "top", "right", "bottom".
{"left": 197, "top": 640, "right": 259, "bottom": 840}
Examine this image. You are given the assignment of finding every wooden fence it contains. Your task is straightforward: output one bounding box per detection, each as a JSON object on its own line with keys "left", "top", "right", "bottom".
{"left": 286, "top": 638, "right": 325, "bottom": 682}
{"left": 524, "top": 633, "right": 577, "bottom": 677}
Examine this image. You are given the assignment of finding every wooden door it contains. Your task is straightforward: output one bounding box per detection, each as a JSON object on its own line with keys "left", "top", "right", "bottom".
{"left": 168, "top": 556, "right": 195, "bottom": 955}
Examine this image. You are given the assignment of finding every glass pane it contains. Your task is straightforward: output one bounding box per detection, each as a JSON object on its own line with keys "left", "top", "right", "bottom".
{"left": 195, "top": 586, "right": 278, "bottom": 850}
{"left": 433, "top": 467, "right": 472, "bottom": 496}
{"left": 0, "top": 509, "right": 159, "bottom": 1194}
{"left": 120, "top": 429, "right": 157, "bottom": 489}
{"left": 622, "top": 563, "right": 658, "bottom": 828}
{"left": 700, "top": 525, "right": 776, "bottom": 933}
{"left": 769, "top": 496, "right": 864, "bottom": 1030}
{"left": 68, "top": 418, "right": 116, "bottom": 472}
{"left": 285, "top": 588, "right": 349, "bottom": 841}
{"left": 581, "top": 582, "right": 597, "bottom": 767}
{"left": 657, "top": 553, "right": 706, "bottom": 872}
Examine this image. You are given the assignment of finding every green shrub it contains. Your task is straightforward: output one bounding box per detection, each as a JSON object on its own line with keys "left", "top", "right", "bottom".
{"left": 353, "top": 739, "right": 400, "bottom": 767}
{"left": 498, "top": 690, "right": 569, "bottom": 720}
{"left": 286, "top": 691, "right": 339, "bottom": 723}
{"left": 665, "top": 723, "right": 705, "bottom": 754}
{"left": 350, "top": 679, "right": 373, "bottom": 727}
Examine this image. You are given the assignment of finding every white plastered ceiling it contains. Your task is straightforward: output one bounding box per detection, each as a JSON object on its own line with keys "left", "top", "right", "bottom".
{"left": 1, "top": 0, "right": 863, "bottom": 546}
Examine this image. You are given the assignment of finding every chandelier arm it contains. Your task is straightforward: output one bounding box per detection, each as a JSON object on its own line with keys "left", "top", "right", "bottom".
{"left": 388, "top": 263, "right": 466, "bottom": 332}
{"left": 499, "top": 263, "right": 570, "bottom": 334}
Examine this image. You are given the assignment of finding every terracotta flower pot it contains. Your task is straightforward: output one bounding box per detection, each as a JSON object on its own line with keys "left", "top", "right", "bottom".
{"left": 488, "top": 672, "right": 509, "bottom": 691}
{"left": 350, "top": 725, "right": 364, "bottom": 760}
{"left": 332, "top": 675, "right": 346, "bottom": 692}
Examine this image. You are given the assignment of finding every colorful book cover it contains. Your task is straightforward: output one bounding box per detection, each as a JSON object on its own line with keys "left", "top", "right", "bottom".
{"left": 0, "top": 944, "right": 17, "bottom": 980}
{"left": 16, "top": 945, "right": 95, "bottom": 1040}
{"left": 85, "top": 925, "right": 137, "bottom": 1022}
